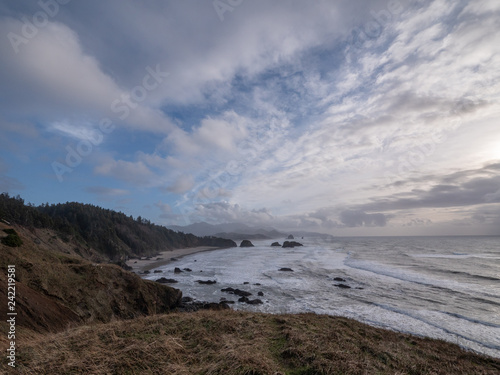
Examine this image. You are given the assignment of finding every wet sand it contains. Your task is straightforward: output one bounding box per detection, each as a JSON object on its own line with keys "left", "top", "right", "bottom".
{"left": 126, "top": 246, "right": 221, "bottom": 273}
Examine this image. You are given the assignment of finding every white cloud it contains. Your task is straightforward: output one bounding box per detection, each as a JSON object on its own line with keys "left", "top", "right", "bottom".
{"left": 94, "top": 159, "right": 155, "bottom": 185}
{"left": 164, "top": 175, "right": 195, "bottom": 194}
{"left": 0, "top": 18, "right": 177, "bottom": 134}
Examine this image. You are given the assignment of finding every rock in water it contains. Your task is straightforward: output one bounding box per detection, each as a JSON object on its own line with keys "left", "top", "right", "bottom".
{"left": 334, "top": 277, "right": 346, "bottom": 282}
{"left": 196, "top": 280, "right": 217, "bottom": 285}
{"left": 240, "top": 240, "right": 254, "bottom": 247}
{"left": 282, "top": 241, "right": 303, "bottom": 248}
{"left": 279, "top": 267, "right": 294, "bottom": 272}
{"left": 174, "top": 267, "right": 183, "bottom": 273}
{"left": 247, "top": 299, "right": 263, "bottom": 305}
{"left": 287, "top": 234, "right": 294, "bottom": 239}
{"left": 156, "top": 278, "right": 178, "bottom": 284}
{"left": 335, "top": 283, "right": 351, "bottom": 289}
{"left": 271, "top": 242, "right": 281, "bottom": 247}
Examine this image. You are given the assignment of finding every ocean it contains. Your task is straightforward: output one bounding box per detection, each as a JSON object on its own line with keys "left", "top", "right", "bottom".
{"left": 143, "top": 236, "right": 500, "bottom": 358}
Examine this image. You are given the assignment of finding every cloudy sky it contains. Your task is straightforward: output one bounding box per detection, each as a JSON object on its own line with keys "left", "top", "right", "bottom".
{"left": 1, "top": 0, "right": 499, "bottom": 236}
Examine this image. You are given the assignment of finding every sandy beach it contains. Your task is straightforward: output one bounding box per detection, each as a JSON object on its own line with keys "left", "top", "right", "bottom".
{"left": 126, "top": 246, "right": 221, "bottom": 273}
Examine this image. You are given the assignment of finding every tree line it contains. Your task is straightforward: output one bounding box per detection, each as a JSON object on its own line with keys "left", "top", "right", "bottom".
{"left": 0, "top": 193, "right": 235, "bottom": 259}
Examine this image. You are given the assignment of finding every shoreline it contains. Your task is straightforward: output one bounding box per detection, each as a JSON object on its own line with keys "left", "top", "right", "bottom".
{"left": 126, "top": 246, "right": 222, "bottom": 273}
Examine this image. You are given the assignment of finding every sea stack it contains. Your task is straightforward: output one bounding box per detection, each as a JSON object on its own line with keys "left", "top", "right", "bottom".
{"left": 282, "top": 241, "right": 303, "bottom": 248}
{"left": 240, "top": 240, "right": 254, "bottom": 247}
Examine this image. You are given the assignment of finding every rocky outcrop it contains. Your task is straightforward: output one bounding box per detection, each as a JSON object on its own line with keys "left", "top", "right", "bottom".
{"left": 287, "top": 234, "right": 294, "bottom": 239}
{"left": 282, "top": 241, "right": 303, "bottom": 248}
{"left": 271, "top": 242, "right": 281, "bottom": 247}
{"left": 240, "top": 240, "right": 255, "bottom": 247}
{"left": 196, "top": 280, "right": 217, "bottom": 285}
{"left": 201, "top": 237, "right": 237, "bottom": 248}
{"left": 156, "top": 278, "right": 178, "bottom": 284}
{"left": 335, "top": 284, "right": 351, "bottom": 289}
{"left": 238, "top": 296, "right": 263, "bottom": 305}
{"left": 279, "top": 267, "right": 294, "bottom": 272}
{"left": 221, "top": 287, "right": 252, "bottom": 297}
{"left": 178, "top": 297, "right": 231, "bottom": 312}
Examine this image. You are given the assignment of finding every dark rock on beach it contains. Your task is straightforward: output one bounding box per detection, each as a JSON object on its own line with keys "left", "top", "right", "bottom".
{"left": 154, "top": 270, "right": 163, "bottom": 273}
{"left": 156, "top": 277, "right": 178, "bottom": 284}
{"left": 174, "top": 267, "right": 183, "bottom": 274}
{"left": 282, "top": 241, "right": 303, "bottom": 248}
{"left": 335, "top": 283, "right": 351, "bottom": 289}
{"left": 258, "top": 291, "right": 264, "bottom": 296}
{"left": 238, "top": 296, "right": 263, "bottom": 305}
{"left": 247, "top": 299, "right": 263, "bottom": 305}
{"left": 221, "top": 288, "right": 252, "bottom": 297}
{"left": 196, "top": 280, "right": 217, "bottom": 285}
{"left": 279, "top": 267, "right": 294, "bottom": 272}
{"left": 183, "top": 268, "right": 192, "bottom": 272}
{"left": 235, "top": 289, "right": 252, "bottom": 297}
{"left": 240, "top": 240, "right": 255, "bottom": 247}
{"left": 334, "top": 277, "right": 346, "bottom": 282}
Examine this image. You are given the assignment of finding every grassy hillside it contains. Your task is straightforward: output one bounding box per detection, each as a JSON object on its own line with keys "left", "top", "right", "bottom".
{"left": 11, "top": 310, "right": 500, "bottom": 375}
{"left": 0, "top": 222, "right": 181, "bottom": 336}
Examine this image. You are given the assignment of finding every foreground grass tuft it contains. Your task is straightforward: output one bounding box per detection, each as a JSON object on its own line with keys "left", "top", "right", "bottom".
{"left": 10, "top": 310, "right": 500, "bottom": 374}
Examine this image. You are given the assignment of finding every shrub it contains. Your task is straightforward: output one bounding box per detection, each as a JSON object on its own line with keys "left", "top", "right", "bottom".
{"left": 1, "top": 229, "right": 23, "bottom": 247}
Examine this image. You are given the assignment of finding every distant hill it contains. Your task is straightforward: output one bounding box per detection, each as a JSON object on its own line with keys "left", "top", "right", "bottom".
{"left": 214, "top": 232, "right": 272, "bottom": 241}
{"left": 0, "top": 193, "right": 236, "bottom": 261}
{"left": 169, "top": 221, "right": 334, "bottom": 241}
{"left": 167, "top": 222, "right": 260, "bottom": 237}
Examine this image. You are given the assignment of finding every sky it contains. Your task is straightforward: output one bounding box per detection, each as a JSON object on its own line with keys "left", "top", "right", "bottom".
{"left": 0, "top": 0, "right": 499, "bottom": 236}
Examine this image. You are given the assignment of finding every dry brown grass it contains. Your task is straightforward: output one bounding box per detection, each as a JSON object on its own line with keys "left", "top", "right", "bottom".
{"left": 8, "top": 310, "right": 500, "bottom": 375}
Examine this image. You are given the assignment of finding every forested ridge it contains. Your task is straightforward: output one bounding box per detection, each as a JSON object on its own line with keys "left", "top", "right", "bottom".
{"left": 0, "top": 193, "right": 235, "bottom": 259}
